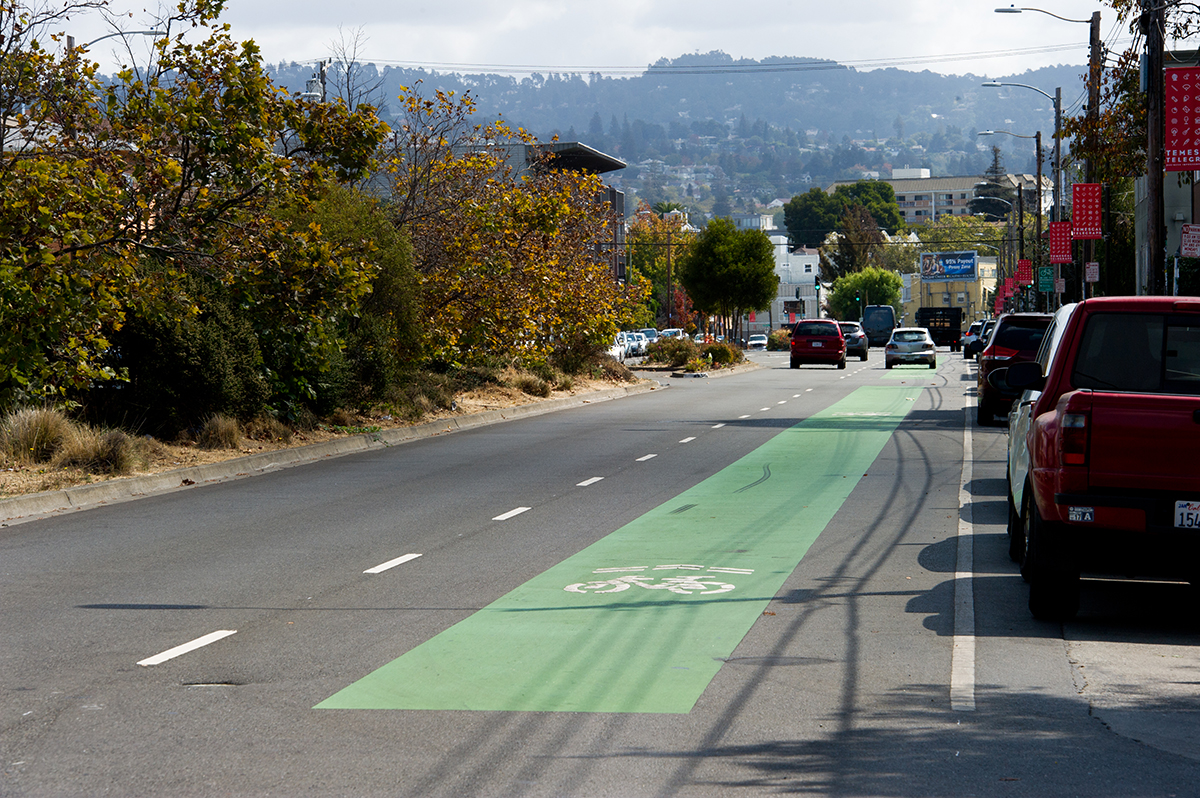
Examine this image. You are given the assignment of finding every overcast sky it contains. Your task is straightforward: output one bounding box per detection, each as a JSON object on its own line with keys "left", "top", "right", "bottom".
{"left": 68, "top": 1, "right": 1134, "bottom": 80}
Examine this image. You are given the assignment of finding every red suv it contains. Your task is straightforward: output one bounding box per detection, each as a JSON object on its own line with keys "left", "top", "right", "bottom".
{"left": 976, "top": 313, "right": 1052, "bottom": 425}
{"left": 790, "top": 320, "right": 846, "bottom": 369}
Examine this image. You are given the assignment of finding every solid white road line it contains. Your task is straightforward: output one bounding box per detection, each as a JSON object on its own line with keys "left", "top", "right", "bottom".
{"left": 364, "top": 552, "right": 423, "bottom": 574}
{"left": 138, "top": 630, "right": 237, "bottom": 667}
{"left": 951, "top": 408, "right": 977, "bottom": 712}
{"left": 636, "top": 454, "right": 658, "bottom": 462}
{"left": 493, "top": 507, "right": 531, "bottom": 521}
{"left": 577, "top": 477, "right": 604, "bottom": 487}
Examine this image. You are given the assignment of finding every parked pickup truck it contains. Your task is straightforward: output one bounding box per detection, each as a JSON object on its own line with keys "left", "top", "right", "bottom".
{"left": 1002, "top": 297, "right": 1200, "bottom": 620}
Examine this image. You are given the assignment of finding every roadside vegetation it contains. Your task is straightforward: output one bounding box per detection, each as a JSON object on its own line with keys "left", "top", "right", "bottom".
{"left": 1, "top": 0, "right": 649, "bottom": 487}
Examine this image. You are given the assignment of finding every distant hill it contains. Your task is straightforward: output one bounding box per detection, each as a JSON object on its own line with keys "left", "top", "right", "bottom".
{"left": 266, "top": 51, "right": 1087, "bottom": 210}
{"left": 270, "top": 51, "right": 1086, "bottom": 148}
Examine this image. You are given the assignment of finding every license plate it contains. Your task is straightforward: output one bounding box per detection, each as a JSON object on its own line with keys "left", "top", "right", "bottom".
{"left": 1176, "top": 501, "right": 1200, "bottom": 529}
{"left": 811, "top": 341, "right": 823, "bottom": 348}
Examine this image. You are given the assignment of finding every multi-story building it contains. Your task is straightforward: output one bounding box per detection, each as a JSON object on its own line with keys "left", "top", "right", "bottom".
{"left": 826, "top": 173, "right": 1052, "bottom": 227}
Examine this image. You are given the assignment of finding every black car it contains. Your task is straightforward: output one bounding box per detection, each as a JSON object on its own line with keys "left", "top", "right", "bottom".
{"left": 976, "top": 312, "right": 1052, "bottom": 425}
{"left": 838, "top": 322, "right": 869, "bottom": 361}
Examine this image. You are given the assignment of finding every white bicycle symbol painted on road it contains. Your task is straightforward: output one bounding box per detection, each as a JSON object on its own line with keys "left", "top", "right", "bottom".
{"left": 564, "top": 563, "right": 753, "bottom": 595}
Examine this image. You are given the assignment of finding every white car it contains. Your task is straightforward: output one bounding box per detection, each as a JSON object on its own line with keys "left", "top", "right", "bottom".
{"left": 884, "top": 327, "right": 937, "bottom": 369}
{"left": 607, "top": 335, "right": 626, "bottom": 362}
{"left": 747, "top": 334, "right": 768, "bottom": 350}
{"left": 659, "top": 327, "right": 685, "bottom": 339}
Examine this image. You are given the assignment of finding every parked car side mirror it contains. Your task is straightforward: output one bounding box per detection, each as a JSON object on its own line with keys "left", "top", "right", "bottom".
{"left": 1004, "top": 361, "right": 1046, "bottom": 392}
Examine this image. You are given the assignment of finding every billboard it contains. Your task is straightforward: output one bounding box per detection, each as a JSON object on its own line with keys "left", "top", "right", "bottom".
{"left": 919, "top": 251, "right": 977, "bottom": 283}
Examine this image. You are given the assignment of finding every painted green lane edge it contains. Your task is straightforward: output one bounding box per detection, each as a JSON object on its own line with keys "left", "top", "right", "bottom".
{"left": 315, "top": 385, "right": 923, "bottom": 714}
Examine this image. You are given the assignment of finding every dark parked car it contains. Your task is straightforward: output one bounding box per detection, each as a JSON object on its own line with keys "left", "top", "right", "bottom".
{"left": 838, "top": 321, "right": 869, "bottom": 361}
{"left": 790, "top": 319, "right": 846, "bottom": 369}
{"left": 976, "top": 312, "right": 1052, "bottom": 425}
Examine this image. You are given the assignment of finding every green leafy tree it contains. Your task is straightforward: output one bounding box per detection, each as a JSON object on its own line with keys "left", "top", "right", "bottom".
{"left": 784, "top": 180, "right": 904, "bottom": 248}
{"left": 819, "top": 204, "right": 886, "bottom": 281}
{"left": 917, "top": 215, "right": 1002, "bottom": 258}
{"left": 677, "top": 218, "right": 777, "bottom": 341}
{"left": 968, "top": 147, "right": 1014, "bottom": 221}
{"left": 827, "top": 267, "right": 903, "bottom": 321}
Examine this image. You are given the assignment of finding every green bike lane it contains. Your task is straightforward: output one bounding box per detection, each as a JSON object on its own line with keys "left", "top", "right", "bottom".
{"left": 317, "top": 383, "right": 926, "bottom": 714}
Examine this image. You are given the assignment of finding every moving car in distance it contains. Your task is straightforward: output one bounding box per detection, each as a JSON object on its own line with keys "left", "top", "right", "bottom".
{"left": 747, "top": 334, "right": 768, "bottom": 350}
{"left": 790, "top": 319, "right": 847, "bottom": 369}
{"left": 861, "top": 304, "right": 897, "bottom": 347}
{"left": 884, "top": 327, "right": 937, "bottom": 369}
{"left": 838, "top": 321, "right": 869, "bottom": 361}
{"left": 1002, "top": 296, "right": 1200, "bottom": 620}
{"left": 975, "top": 312, "right": 1052, "bottom": 425}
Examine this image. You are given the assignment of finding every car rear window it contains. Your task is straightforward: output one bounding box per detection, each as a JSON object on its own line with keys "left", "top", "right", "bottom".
{"left": 992, "top": 316, "right": 1050, "bottom": 352}
{"left": 794, "top": 322, "right": 838, "bottom": 337}
{"left": 1073, "top": 313, "right": 1200, "bottom": 394}
{"left": 894, "top": 331, "right": 926, "bottom": 342}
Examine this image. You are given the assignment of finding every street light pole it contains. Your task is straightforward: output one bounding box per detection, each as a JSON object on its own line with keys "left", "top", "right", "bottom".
{"left": 995, "top": 5, "right": 1102, "bottom": 299}
{"left": 983, "top": 81, "right": 1062, "bottom": 306}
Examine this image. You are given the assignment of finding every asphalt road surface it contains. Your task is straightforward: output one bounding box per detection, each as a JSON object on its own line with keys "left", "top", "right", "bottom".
{"left": 3, "top": 350, "right": 1199, "bottom": 797}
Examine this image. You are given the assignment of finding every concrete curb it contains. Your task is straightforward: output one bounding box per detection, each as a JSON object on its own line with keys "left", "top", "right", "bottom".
{"left": 0, "top": 381, "right": 662, "bottom": 526}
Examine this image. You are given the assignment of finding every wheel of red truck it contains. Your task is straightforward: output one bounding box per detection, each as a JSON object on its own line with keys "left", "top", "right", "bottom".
{"left": 1023, "top": 499, "right": 1080, "bottom": 621}
{"left": 837, "top": 357, "right": 846, "bottom": 370}
{"left": 975, "top": 400, "right": 993, "bottom": 426}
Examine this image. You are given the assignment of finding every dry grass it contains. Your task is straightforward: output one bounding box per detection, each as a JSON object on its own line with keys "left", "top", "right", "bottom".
{"left": 0, "top": 407, "right": 72, "bottom": 464}
{"left": 52, "top": 426, "right": 143, "bottom": 475}
{"left": 197, "top": 415, "right": 242, "bottom": 450}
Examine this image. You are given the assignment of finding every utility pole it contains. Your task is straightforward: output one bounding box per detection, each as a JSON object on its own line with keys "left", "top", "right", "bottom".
{"left": 1084, "top": 10, "right": 1101, "bottom": 300}
{"left": 1146, "top": 0, "right": 1166, "bottom": 294}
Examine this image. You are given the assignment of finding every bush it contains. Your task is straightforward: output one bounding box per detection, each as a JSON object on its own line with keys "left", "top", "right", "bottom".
{"left": 701, "top": 342, "right": 743, "bottom": 365}
{"left": 197, "top": 415, "right": 242, "bottom": 450}
{"left": 767, "top": 329, "right": 791, "bottom": 351}
{"left": 96, "top": 289, "right": 269, "bottom": 437}
{"left": 53, "top": 427, "right": 141, "bottom": 475}
{"left": 645, "top": 337, "right": 698, "bottom": 367}
{"left": 0, "top": 407, "right": 72, "bottom": 464}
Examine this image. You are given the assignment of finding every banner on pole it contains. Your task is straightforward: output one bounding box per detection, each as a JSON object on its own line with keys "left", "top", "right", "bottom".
{"left": 1016, "top": 259, "right": 1033, "bottom": 284}
{"left": 1166, "top": 67, "right": 1200, "bottom": 171}
{"left": 1071, "top": 184, "right": 1102, "bottom": 239}
{"left": 1049, "top": 221, "right": 1072, "bottom": 263}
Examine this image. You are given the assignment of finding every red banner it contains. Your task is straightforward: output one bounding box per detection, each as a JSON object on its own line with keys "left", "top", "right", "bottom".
{"left": 1166, "top": 67, "right": 1200, "bottom": 171}
{"left": 1071, "top": 183, "right": 1102, "bottom": 239}
{"left": 1016, "top": 259, "right": 1032, "bottom": 284}
{"left": 1049, "top": 221, "right": 1072, "bottom": 264}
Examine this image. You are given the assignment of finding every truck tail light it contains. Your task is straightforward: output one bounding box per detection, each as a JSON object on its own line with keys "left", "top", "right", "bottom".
{"left": 1061, "top": 412, "right": 1089, "bottom": 466}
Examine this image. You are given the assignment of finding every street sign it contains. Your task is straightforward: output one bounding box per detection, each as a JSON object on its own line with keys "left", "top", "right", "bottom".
{"left": 1086, "top": 262, "right": 1100, "bottom": 282}
{"left": 1055, "top": 278, "right": 1066, "bottom": 294}
{"left": 1183, "top": 224, "right": 1200, "bottom": 258}
{"left": 1037, "top": 266, "right": 1054, "bottom": 292}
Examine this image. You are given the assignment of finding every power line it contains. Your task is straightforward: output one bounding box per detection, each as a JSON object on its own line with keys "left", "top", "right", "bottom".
{"left": 291, "top": 40, "right": 1131, "bottom": 80}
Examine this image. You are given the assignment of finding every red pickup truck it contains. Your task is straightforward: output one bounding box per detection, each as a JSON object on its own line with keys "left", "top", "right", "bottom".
{"left": 1003, "top": 296, "right": 1200, "bottom": 620}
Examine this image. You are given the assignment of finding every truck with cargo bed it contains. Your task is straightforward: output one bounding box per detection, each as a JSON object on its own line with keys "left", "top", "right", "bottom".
{"left": 914, "top": 307, "right": 963, "bottom": 351}
{"left": 1002, "top": 296, "right": 1200, "bottom": 619}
